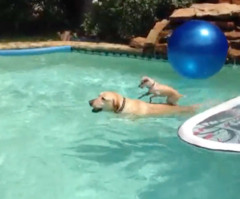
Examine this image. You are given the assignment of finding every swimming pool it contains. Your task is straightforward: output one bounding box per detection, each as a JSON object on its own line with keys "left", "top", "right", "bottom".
{"left": 0, "top": 52, "right": 239, "bottom": 199}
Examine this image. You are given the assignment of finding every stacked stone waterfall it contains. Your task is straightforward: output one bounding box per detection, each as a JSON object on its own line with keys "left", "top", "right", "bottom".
{"left": 129, "top": 3, "right": 240, "bottom": 63}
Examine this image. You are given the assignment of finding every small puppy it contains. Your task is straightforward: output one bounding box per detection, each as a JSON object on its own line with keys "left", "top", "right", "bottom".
{"left": 89, "top": 91, "right": 196, "bottom": 116}
{"left": 138, "top": 76, "right": 183, "bottom": 105}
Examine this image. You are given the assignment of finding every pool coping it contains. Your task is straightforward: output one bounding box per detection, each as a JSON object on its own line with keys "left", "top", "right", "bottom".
{"left": 0, "top": 41, "right": 142, "bottom": 55}
{"left": 0, "top": 41, "right": 235, "bottom": 64}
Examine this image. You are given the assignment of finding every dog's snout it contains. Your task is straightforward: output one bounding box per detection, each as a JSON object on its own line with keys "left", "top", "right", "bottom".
{"left": 89, "top": 99, "right": 94, "bottom": 106}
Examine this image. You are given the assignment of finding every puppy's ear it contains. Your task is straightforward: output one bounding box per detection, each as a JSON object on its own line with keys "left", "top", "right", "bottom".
{"left": 113, "top": 99, "right": 120, "bottom": 112}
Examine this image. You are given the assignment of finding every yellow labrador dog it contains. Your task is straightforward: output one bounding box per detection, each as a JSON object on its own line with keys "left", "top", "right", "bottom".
{"left": 138, "top": 76, "right": 183, "bottom": 105}
{"left": 89, "top": 91, "right": 196, "bottom": 116}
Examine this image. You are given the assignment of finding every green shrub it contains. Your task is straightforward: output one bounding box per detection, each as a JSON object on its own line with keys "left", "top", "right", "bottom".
{"left": 82, "top": 0, "right": 194, "bottom": 42}
{"left": 0, "top": 0, "right": 67, "bottom": 34}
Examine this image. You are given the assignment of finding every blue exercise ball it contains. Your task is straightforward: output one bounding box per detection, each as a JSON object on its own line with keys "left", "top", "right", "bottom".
{"left": 168, "top": 20, "right": 228, "bottom": 79}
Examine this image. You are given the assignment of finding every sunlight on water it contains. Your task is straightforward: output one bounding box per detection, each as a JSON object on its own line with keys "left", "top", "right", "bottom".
{"left": 0, "top": 52, "right": 240, "bottom": 199}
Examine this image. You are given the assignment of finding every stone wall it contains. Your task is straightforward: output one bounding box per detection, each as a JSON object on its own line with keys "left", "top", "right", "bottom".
{"left": 130, "top": 3, "right": 240, "bottom": 63}
{"left": 206, "top": 0, "right": 240, "bottom": 4}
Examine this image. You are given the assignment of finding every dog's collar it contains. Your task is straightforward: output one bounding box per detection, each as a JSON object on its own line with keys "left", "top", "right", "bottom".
{"left": 115, "top": 97, "right": 126, "bottom": 113}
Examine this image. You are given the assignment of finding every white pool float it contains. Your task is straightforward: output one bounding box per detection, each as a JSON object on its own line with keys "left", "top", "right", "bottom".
{"left": 178, "top": 96, "right": 240, "bottom": 152}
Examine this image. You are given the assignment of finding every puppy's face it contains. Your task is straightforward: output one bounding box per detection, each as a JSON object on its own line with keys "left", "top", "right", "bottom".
{"left": 139, "top": 76, "right": 154, "bottom": 88}
{"left": 89, "top": 92, "right": 120, "bottom": 113}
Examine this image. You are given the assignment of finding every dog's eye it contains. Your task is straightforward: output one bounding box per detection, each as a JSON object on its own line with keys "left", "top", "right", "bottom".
{"left": 102, "top": 97, "right": 106, "bottom": 101}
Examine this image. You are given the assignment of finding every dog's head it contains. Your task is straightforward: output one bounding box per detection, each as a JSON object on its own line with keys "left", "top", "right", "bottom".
{"left": 89, "top": 91, "right": 122, "bottom": 113}
{"left": 138, "top": 76, "right": 155, "bottom": 88}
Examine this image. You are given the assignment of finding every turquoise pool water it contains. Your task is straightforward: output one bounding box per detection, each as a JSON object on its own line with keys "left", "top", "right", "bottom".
{"left": 0, "top": 52, "right": 240, "bottom": 199}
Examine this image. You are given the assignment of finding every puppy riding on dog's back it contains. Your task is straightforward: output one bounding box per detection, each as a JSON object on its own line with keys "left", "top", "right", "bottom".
{"left": 138, "top": 76, "right": 183, "bottom": 105}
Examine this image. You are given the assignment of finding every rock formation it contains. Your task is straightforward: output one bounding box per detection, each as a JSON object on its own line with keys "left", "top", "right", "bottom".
{"left": 130, "top": 3, "right": 240, "bottom": 63}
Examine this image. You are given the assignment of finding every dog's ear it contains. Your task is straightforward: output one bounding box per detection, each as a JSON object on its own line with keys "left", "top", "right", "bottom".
{"left": 113, "top": 99, "right": 120, "bottom": 112}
